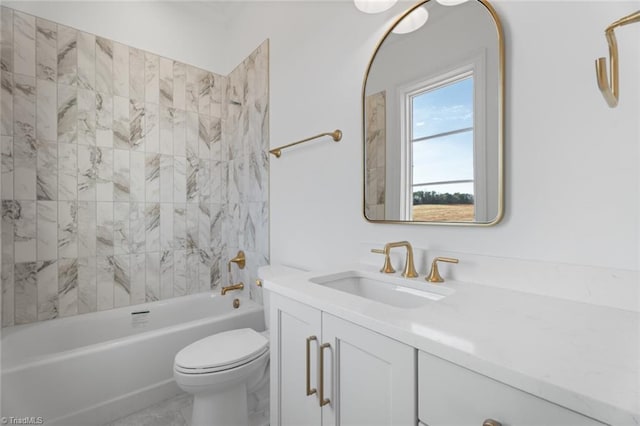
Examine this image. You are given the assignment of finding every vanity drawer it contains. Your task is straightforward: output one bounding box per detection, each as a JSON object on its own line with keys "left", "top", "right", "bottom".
{"left": 418, "top": 351, "right": 604, "bottom": 426}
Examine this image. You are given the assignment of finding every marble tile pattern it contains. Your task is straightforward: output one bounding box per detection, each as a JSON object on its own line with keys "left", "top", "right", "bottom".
{"left": 107, "top": 391, "right": 268, "bottom": 426}
{"left": 0, "top": 6, "right": 269, "bottom": 327}
{"left": 364, "top": 91, "right": 386, "bottom": 221}
{"left": 107, "top": 392, "right": 192, "bottom": 426}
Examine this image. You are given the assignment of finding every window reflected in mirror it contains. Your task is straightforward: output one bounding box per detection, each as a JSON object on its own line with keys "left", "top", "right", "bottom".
{"left": 409, "top": 74, "right": 475, "bottom": 221}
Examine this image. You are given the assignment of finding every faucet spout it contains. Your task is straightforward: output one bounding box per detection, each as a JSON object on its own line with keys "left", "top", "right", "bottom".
{"left": 383, "top": 241, "right": 418, "bottom": 278}
{"left": 221, "top": 282, "right": 244, "bottom": 295}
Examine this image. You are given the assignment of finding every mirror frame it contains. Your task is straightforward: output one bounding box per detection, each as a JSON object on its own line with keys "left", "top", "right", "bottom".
{"left": 362, "top": 0, "right": 505, "bottom": 226}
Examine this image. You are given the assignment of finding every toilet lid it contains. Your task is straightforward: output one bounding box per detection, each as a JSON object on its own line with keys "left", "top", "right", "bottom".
{"left": 175, "top": 328, "right": 268, "bottom": 372}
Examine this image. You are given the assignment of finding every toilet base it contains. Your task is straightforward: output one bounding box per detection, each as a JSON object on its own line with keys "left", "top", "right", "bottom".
{"left": 191, "top": 383, "right": 248, "bottom": 426}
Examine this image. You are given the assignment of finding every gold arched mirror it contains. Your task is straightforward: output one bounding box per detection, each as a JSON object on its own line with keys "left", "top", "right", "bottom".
{"left": 363, "top": 0, "right": 504, "bottom": 225}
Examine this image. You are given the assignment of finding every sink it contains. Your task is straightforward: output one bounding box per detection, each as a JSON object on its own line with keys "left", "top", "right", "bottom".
{"left": 309, "top": 270, "right": 453, "bottom": 308}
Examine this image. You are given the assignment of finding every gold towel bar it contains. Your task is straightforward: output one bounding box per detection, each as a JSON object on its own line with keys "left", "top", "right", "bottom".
{"left": 269, "top": 129, "right": 342, "bottom": 158}
{"left": 595, "top": 10, "right": 640, "bottom": 108}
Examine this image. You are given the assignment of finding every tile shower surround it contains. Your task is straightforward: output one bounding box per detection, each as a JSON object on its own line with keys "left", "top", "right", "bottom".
{"left": 364, "top": 90, "right": 385, "bottom": 220}
{"left": 0, "top": 7, "right": 269, "bottom": 326}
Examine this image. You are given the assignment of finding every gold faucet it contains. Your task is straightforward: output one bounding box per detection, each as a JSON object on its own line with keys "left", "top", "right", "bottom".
{"left": 228, "top": 250, "right": 246, "bottom": 272}
{"left": 371, "top": 248, "right": 396, "bottom": 274}
{"left": 426, "top": 257, "right": 459, "bottom": 283}
{"left": 371, "top": 241, "right": 418, "bottom": 278}
{"left": 223, "top": 252, "right": 246, "bottom": 295}
{"left": 221, "top": 282, "right": 244, "bottom": 295}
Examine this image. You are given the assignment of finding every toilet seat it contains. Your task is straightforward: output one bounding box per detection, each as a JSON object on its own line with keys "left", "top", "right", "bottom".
{"left": 175, "top": 328, "right": 268, "bottom": 375}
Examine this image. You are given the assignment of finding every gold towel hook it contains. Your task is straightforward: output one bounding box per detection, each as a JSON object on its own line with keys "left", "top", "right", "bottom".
{"left": 595, "top": 10, "right": 640, "bottom": 108}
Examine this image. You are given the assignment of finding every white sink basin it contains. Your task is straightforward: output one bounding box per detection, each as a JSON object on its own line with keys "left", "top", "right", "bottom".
{"left": 309, "top": 270, "right": 453, "bottom": 308}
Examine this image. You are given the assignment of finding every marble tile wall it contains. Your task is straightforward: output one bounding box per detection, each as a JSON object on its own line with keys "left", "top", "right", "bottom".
{"left": 0, "top": 6, "right": 269, "bottom": 326}
{"left": 223, "top": 41, "right": 269, "bottom": 303}
{"left": 364, "top": 90, "right": 385, "bottom": 220}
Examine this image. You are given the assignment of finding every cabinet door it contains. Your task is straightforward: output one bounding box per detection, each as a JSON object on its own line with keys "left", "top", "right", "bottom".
{"left": 270, "top": 293, "right": 323, "bottom": 426}
{"left": 322, "top": 313, "right": 416, "bottom": 426}
{"left": 418, "top": 351, "right": 605, "bottom": 426}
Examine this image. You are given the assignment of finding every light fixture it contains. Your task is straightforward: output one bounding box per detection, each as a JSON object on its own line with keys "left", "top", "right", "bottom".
{"left": 392, "top": 6, "right": 429, "bottom": 34}
{"left": 435, "top": 0, "right": 470, "bottom": 6}
{"left": 354, "top": 0, "right": 398, "bottom": 14}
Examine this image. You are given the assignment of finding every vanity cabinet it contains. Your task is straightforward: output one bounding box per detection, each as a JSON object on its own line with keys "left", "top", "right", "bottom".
{"left": 269, "top": 293, "right": 416, "bottom": 426}
{"left": 418, "top": 351, "right": 605, "bottom": 426}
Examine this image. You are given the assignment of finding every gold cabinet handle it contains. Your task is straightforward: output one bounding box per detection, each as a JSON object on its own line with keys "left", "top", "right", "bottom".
{"left": 483, "top": 420, "right": 502, "bottom": 426}
{"left": 256, "top": 279, "right": 263, "bottom": 287}
{"left": 319, "top": 343, "right": 331, "bottom": 407}
{"left": 306, "top": 336, "right": 317, "bottom": 396}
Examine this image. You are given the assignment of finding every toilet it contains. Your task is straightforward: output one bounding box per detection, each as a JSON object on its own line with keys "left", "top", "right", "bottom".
{"left": 174, "top": 293, "right": 271, "bottom": 426}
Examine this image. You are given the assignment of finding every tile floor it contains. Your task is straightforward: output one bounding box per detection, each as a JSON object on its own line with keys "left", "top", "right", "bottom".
{"left": 106, "top": 392, "right": 269, "bottom": 426}
{"left": 106, "top": 393, "right": 192, "bottom": 426}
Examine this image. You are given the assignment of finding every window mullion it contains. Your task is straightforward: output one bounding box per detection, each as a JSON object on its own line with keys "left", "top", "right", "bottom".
{"left": 411, "top": 127, "right": 473, "bottom": 144}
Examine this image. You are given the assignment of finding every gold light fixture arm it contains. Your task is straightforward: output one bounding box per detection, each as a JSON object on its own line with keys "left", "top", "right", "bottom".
{"left": 269, "top": 130, "right": 342, "bottom": 158}
{"left": 595, "top": 10, "right": 640, "bottom": 108}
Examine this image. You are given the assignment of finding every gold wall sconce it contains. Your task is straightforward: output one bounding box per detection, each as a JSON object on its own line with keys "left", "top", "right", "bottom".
{"left": 595, "top": 10, "right": 640, "bottom": 107}
{"left": 269, "top": 130, "right": 342, "bottom": 158}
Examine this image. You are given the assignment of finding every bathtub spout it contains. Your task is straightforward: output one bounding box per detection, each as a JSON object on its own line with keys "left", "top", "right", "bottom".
{"left": 221, "top": 282, "right": 244, "bottom": 295}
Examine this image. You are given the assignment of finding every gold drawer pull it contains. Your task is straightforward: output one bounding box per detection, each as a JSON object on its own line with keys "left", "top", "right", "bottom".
{"left": 483, "top": 420, "right": 502, "bottom": 426}
{"left": 305, "top": 336, "right": 317, "bottom": 396}
{"left": 256, "top": 279, "right": 263, "bottom": 287}
{"left": 319, "top": 343, "right": 331, "bottom": 407}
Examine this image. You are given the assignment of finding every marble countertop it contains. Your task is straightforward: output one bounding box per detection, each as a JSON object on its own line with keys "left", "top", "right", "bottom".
{"left": 259, "top": 264, "right": 639, "bottom": 425}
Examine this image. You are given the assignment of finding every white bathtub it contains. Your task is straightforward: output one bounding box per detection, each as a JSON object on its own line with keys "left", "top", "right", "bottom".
{"left": 0, "top": 293, "right": 265, "bottom": 426}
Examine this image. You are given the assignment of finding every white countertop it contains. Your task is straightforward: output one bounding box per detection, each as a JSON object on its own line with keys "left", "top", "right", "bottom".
{"left": 259, "top": 264, "right": 640, "bottom": 425}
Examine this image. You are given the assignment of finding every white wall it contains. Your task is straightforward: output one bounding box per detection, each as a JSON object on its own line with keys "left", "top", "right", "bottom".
{"left": 221, "top": 0, "right": 639, "bottom": 274}
{"left": 4, "top": 0, "right": 639, "bottom": 279}
{"left": 2, "top": 1, "right": 231, "bottom": 73}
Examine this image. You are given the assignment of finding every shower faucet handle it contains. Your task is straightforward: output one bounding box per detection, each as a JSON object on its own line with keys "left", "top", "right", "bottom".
{"left": 228, "top": 250, "right": 246, "bottom": 273}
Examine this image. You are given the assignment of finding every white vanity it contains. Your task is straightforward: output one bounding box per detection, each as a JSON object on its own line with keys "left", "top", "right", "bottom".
{"left": 261, "top": 265, "right": 639, "bottom": 426}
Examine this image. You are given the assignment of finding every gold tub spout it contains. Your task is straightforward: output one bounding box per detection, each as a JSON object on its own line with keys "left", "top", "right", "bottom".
{"left": 221, "top": 282, "right": 244, "bottom": 295}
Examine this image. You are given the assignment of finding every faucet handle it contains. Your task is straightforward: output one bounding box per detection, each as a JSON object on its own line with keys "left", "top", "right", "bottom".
{"left": 426, "top": 257, "right": 459, "bottom": 283}
{"left": 230, "top": 250, "right": 246, "bottom": 268}
{"left": 371, "top": 248, "right": 396, "bottom": 274}
{"left": 228, "top": 250, "right": 246, "bottom": 273}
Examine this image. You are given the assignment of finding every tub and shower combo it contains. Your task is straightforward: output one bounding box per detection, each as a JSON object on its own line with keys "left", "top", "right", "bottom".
{"left": 1, "top": 293, "right": 265, "bottom": 425}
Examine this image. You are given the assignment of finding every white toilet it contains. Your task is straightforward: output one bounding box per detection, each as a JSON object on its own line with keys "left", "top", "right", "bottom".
{"left": 173, "top": 294, "right": 271, "bottom": 426}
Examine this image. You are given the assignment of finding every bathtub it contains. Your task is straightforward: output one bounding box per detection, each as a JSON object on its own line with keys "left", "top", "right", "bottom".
{"left": 1, "top": 292, "right": 265, "bottom": 426}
